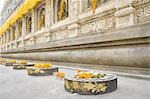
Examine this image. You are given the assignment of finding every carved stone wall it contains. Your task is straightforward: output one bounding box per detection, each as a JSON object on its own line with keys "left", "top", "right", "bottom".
{"left": 0, "top": 0, "right": 150, "bottom": 68}
{"left": 80, "top": 17, "right": 115, "bottom": 35}
{"left": 54, "top": 29, "right": 68, "bottom": 40}
{"left": 132, "top": 0, "right": 150, "bottom": 23}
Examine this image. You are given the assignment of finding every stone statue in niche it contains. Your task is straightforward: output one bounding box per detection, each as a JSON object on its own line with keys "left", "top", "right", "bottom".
{"left": 38, "top": 8, "right": 45, "bottom": 30}
{"left": 57, "top": 0, "right": 68, "bottom": 21}
{"left": 87, "top": 0, "right": 102, "bottom": 9}
{"left": 18, "top": 21, "right": 22, "bottom": 37}
{"left": 12, "top": 26, "right": 16, "bottom": 40}
{"left": 27, "top": 16, "right": 32, "bottom": 33}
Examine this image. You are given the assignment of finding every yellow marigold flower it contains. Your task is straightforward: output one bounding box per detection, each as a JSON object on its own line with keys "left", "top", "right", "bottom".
{"left": 19, "top": 60, "right": 27, "bottom": 64}
{"left": 34, "top": 63, "right": 53, "bottom": 69}
{"left": 77, "top": 72, "right": 94, "bottom": 79}
{"left": 76, "top": 69, "right": 81, "bottom": 73}
{"left": 9, "top": 60, "right": 16, "bottom": 63}
{"left": 55, "top": 72, "right": 65, "bottom": 78}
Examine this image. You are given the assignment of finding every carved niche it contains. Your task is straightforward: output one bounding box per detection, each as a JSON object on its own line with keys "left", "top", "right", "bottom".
{"left": 53, "top": 0, "right": 69, "bottom": 23}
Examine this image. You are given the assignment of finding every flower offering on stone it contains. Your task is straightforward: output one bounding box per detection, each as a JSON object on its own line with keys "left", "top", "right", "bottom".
{"left": 75, "top": 71, "right": 106, "bottom": 79}
{"left": 18, "top": 60, "right": 27, "bottom": 64}
{"left": 9, "top": 60, "right": 16, "bottom": 63}
{"left": 34, "top": 63, "right": 53, "bottom": 69}
{"left": 55, "top": 72, "right": 65, "bottom": 79}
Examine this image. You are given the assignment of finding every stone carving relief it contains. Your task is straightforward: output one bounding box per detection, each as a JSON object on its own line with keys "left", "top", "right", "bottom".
{"left": 12, "top": 43, "right": 17, "bottom": 49}
{"left": 26, "top": 38, "right": 35, "bottom": 45}
{"left": 68, "top": 23, "right": 79, "bottom": 38}
{"left": 80, "top": 17, "right": 115, "bottom": 34}
{"left": 54, "top": 29, "right": 68, "bottom": 40}
{"left": 68, "top": 28, "right": 78, "bottom": 38}
{"left": 136, "top": 4, "right": 150, "bottom": 23}
{"left": 132, "top": 0, "right": 150, "bottom": 7}
{"left": 18, "top": 41, "right": 24, "bottom": 48}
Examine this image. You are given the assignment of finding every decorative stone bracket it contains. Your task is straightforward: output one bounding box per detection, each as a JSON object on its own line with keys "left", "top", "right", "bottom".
{"left": 114, "top": 0, "right": 136, "bottom": 28}
{"left": 115, "top": 7, "right": 136, "bottom": 28}
{"left": 12, "top": 42, "right": 18, "bottom": 49}
{"left": 29, "top": 37, "right": 35, "bottom": 45}
{"left": 44, "top": 32, "right": 52, "bottom": 42}
{"left": 68, "top": 23, "right": 79, "bottom": 38}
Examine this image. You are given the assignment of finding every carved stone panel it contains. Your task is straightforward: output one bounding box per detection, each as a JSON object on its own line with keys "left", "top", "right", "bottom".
{"left": 132, "top": 0, "right": 150, "bottom": 7}
{"left": 136, "top": 4, "right": 150, "bottom": 23}
{"left": 54, "top": 29, "right": 68, "bottom": 40}
{"left": 80, "top": 17, "right": 115, "bottom": 34}
{"left": 26, "top": 38, "right": 35, "bottom": 45}
{"left": 18, "top": 41, "right": 24, "bottom": 48}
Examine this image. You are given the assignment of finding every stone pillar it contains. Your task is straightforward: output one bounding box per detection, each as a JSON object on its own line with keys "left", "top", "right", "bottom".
{"left": 31, "top": 9, "right": 38, "bottom": 33}
{"left": 6, "top": 33, "right": 8, "bottom": 44}
{"left": 2, "top": 35, "right": 4, "bottom": 45}
{"left": 1, "top": 36, "right": 2, "bottom": 45}
{"left": 5, "top": 33, "right": 7, "bottom": 51}
{"left": 79, "top": 0, "right": 83, "bottom": 13}
{"left": 3, "top": 34, "right": 5, "bottom": 51}
{"left": 115, "top": 0, "right": 136, "bottom": 28}
{"left": 3, "top": 35, "right": 5, "bottom": 45}
{"left": 68, "top": 0, "right": 80, "bottom": 38}
{"left": 15, "top": 24, "right": 19, "bottom": 40}
{"left": 1, "top": 36, "right": 3, "bottom": 45}
{"left": 10, "top": 28, "right": 13, "bottom": 50}
{"left": 22, "top": 17, "right": 26, "bottom": 48}
{"left": 22, "top": 17, "right": 26, "bottom": 37}
{"left": 15, "top": 24, "right": 19, "bottom": 49}
{"left": 0, "top": 37, "right": 1, "bottom": 52}
{"left": 51, "top": 0, "right": 54, "bottom": 25}
{"left": 10, "top": 28, "right": 13, "bottom": 42}
{"left": 7, "top": 32, "right": 10, "bottom": 43}
{"left": 0, "top": 37, "right": 1, "bottom": 46}
{"left": 3, "top": 34, "right": 5, "bottom": 45}
{"left": 69, "top": 0, "right": 79, "bottom": 19}
{"left": 9, "top": 31, "right": 11, "bottom": 43}
{"left": 5, "top": 33, "right": 7, "bottom": 44}
{"left": 4, "top": 34, "right": 6, "bottom": 45}
{"left": 6, "top": 32, "right": 8, "bottom": 43}
{"left": 45, "top": 0, "right": 51, "bottom": 29}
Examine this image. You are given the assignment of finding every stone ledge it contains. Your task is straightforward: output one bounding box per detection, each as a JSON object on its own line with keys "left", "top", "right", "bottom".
{"left": 1, "top": 22, "right": 150, "bottom": 53}
{"left": 1, "top": 45, "right": 150, "bottom": 68}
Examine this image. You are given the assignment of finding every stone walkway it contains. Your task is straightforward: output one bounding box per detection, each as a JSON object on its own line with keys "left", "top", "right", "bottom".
{"left": 0, "top": 65, "right": 150, "bottom": 99}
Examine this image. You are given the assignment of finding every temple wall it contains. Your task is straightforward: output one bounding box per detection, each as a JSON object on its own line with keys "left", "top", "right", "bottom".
{"left": 0, "top": 0, "right": 150, "bottom": 68}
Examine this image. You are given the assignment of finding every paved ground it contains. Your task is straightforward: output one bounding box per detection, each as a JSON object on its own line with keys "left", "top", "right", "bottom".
{"left": 0, "top": 65, "right": 150, "bottom": 99}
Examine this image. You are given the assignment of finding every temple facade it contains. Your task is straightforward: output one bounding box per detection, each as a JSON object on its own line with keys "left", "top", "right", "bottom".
{"left": 0, "top": 0, "right": 150, "bottom": 68}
